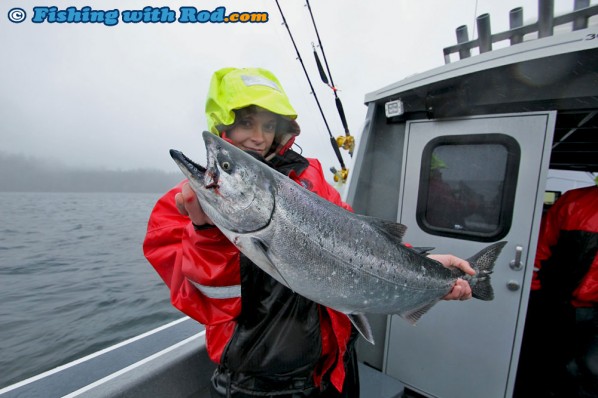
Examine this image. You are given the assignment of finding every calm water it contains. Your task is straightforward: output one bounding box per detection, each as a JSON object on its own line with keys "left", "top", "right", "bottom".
{"left": 0, "top": 192, "right": 183, "bottom": 388}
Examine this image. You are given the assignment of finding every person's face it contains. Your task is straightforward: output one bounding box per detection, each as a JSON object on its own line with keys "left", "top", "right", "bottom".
{"left": 226, "top": 109, "right": 278, "bottom": 156}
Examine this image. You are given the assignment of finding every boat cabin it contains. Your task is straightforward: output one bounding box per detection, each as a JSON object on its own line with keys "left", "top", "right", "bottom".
{"left": 346, "top": 0, "right": 598, "bottom": 396}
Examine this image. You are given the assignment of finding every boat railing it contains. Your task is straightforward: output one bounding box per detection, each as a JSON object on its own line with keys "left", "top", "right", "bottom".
{"left": 443, "top": 0, "right": 598, "bottom": 63}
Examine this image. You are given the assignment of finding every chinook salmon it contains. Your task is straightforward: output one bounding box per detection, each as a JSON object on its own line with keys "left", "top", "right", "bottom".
{"left": 170, "top": 131, "right": 506, "bottom": 344}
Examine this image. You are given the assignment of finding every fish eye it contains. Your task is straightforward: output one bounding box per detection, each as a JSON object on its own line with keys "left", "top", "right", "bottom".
{"left": 221, "top": 161, "right": 232, "bottom": 172}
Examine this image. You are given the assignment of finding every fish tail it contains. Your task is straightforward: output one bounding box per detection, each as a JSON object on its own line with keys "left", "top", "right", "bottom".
{"left": 467, "top": 241, "right": 507, "bottom": 301}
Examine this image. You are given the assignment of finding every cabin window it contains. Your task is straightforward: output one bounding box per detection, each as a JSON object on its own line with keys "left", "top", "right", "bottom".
{"left": 417, "top": 134, "right": 520, "bottom": 241}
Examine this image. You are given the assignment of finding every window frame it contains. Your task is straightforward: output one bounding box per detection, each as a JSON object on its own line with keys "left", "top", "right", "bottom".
{"left": 416, "top": 133, "right": 521, "bottom": 242}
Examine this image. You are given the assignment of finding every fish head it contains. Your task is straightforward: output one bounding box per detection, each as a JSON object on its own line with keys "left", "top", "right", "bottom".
{"left": 169, "top": 131, "right": 275, "bottom": 233}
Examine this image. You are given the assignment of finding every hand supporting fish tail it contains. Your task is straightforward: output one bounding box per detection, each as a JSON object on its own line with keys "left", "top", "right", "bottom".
{"left": 427, "top": 254, "right": 475, "bottom": 301}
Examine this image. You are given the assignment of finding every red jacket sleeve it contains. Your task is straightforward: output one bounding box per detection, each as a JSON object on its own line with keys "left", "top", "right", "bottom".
{"left": 532, "top": 201, "right": 563, "bottom": 290}
{"left": 142, "top": 181, "right": 241, "bottom": 362}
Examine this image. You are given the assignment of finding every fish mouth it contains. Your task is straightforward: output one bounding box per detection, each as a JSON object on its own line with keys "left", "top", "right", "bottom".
{"left": 169, "top": 149, "right": 220, "bottom": 190}
{"left": 170, "top": 149, "right": 206, "bottom": 175}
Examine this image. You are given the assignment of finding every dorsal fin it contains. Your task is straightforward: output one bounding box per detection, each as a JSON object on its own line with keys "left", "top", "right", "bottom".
{"left": 361, "top": 216, "right": 407, "bottom": 242}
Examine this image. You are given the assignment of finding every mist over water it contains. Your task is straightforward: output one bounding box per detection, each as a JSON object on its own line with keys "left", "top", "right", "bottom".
{"left": 0, "top": 151, "right": 182, "bottom": 193}
{"left": 0, "top": 192, "right": 183, "bottom": 388}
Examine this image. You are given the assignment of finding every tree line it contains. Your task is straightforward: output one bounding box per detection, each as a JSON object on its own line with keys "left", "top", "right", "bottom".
{"left": 0, "top": 152, "right": 182, "bottom": 193}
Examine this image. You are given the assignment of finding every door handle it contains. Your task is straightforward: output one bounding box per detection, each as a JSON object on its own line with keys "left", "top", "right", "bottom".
{"left": 509, "top": 245, "right": 524, "bottom": 271}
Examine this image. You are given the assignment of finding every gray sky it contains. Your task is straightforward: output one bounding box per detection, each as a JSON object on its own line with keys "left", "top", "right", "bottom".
{"left": 0, "top": 0, "right": 582, "bottom": 179}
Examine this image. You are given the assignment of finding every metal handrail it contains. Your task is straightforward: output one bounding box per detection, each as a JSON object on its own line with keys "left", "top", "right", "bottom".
{"left": 443, "top": 0, "right": 598, "bottom": 63}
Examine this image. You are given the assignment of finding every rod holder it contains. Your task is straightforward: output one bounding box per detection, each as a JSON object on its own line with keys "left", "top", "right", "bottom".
{"left": 509, "top": 7, "right": 524, "bottom": 44}
{"left": 574, "top": 0, "right": 590, "bottom": 30}
{"left": 456, "top": 25, "right": 471, "bottom": 59}
{"left": 477, "top": 13, "right": 492, "bottom": 53}
{"left": 538, "top": 0, "right": 554, "bottom": 38}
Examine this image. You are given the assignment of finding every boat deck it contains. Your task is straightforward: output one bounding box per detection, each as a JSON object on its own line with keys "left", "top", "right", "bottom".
{"left": 0, "top": 317, "right": 406, "bottom": 398}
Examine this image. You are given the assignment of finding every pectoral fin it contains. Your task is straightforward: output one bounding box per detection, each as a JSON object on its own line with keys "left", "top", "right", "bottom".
{"left": 348, "top": 313, "right": 375, "bottom": 345}
{"left": 249, "top": 237, "right": 293, "bottom": 290}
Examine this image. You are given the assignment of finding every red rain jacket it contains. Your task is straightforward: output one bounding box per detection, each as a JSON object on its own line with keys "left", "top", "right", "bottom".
{"left": 143, "top": 155, "right": 355, "bottom": 392}
{"left": 532, "top": 185, "right": 598, "bottom": 307}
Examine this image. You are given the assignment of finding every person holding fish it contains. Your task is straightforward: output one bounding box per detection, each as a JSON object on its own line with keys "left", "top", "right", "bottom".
{"left": 143, "top": 67, "right": 476, "bottom": 398}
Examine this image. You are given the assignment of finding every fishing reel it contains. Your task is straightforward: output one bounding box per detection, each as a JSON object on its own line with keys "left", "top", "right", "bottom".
{"left": 336, "top": 135, "right": 355, "bottom": 157}
{"left": 330, "top": 166, "right": 349, "bottom": 183}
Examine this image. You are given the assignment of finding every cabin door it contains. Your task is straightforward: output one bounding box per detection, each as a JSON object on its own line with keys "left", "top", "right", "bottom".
{"left": 387, "top": 112, "right": 556, "bottom": 398}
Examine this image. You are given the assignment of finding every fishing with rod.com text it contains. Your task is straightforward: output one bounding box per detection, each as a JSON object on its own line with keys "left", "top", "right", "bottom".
{"left": 7, "top": 6, "right": 269, "bottom": 26}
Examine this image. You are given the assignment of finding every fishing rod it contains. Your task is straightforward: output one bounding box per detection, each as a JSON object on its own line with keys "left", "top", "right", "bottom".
{"left": 305, "top": 0, "right": 354, "bottom": 161}
{"left": 273, "top": 0, "right": 348, "bottom": 183}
